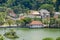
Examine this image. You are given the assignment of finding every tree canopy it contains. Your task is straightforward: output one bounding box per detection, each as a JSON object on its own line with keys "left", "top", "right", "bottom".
{"left": 0, "top": 0, "right": 60, "bottom": 14}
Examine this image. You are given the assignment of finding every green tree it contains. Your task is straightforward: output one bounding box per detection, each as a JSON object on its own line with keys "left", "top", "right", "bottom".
{"left": 0, "top": 17, "right": 4, "bottom": 25}
{"left": 22, "top": 17, "right": 32, "bottom": 26}
{"left": 4, "top": 29, "right": 19, "bottom": 39}
{"left": 56, "top": 37, "right": 60, "bottom": 40}
{"left": 0, "top": 0, "right": 7, "bottom": 6}
{"left": 42, "top": 38, "right": 53, "bottom": 40}
{"left": 0, "top": 35, "right": 4, "bottom": 40}
{"left": 42, "top": 19, "right": 50, "bottom": 25}
{"left": 34, "top": 17, "right": 42, "bottom": 21}
{"left": 44, "top": 0, "right": 53, "bottom": 4}
{"left": 0, "top": 12, "right": 7, "bottom": 25}
{"left": 40, "top": 4, "right": 54, "bottom": 17}
{"left": 6, "top": 0, "right": 15, "bottom": 7}
{"left": 16, "top": 20, "right": 24, "bottom": 26}
{"left": 0, "top": 0, "right": 58, "bottom": 12}
{"left": 55, "top": 0, "right": 60, "bottom": 11}
{"left": 50, "top": 18, "right": 56, "bottom": 25}
{"left": 6, "top": 19, "right": 15, "bottom": 26}
{"left": 55, "top": 19, "right": 60, "bottom": 27}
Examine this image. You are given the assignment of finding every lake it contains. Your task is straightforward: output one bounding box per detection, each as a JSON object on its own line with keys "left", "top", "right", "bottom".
{"left": 0, "top": 28, "right": 60, "bottom": 40}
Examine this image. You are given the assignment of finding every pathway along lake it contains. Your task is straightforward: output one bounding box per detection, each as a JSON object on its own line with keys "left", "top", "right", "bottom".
{"left": 0, "top": 28, "right": 60, "bottom": 40}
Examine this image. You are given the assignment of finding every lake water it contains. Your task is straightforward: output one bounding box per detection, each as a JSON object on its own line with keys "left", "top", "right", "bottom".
{"left": 0, "top": 28, "right": 60, "bottom": 40}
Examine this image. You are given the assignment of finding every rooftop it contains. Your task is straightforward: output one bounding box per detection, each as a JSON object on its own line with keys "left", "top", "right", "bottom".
{"left": 39, "top": 9, "right": 50, "bottom": 14}
{"left": 30, "top": 10, "right": 40, "bottom": 15}
{"left": 30, "top": 21, "right": 43, "bottom": 25}
{"left": 54, "top": 12, "right": 60, "bottom": 15}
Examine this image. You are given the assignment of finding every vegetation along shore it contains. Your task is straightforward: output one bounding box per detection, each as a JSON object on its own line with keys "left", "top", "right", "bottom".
{"left": 0, "top": 0, "right": 60, "bottom": 28}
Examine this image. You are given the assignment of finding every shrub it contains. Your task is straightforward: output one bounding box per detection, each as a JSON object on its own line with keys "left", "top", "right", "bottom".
{"left": 4, "top": 29, "right": 19, "bottom": 39}
{"left": 56, "top": 37, "right": 60, "bottom": 40}
{"left": 0, "top": 35, "right": 4, "bottom": 40}
{"left": 42, "top": 37, "right": 53, "bottom": 40}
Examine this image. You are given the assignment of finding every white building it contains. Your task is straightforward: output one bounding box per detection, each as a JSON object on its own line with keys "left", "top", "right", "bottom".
{"left": 54, "top": 12, "right": 60, "bottom": 19}
{"left": 29, "top": 21, "right": 44, "bottom": 28}
{"left": 39, "top": 9, "right": 50, "bottom": 19}
{"left": 27, "top": 10, "right": 41, "bottom": 18}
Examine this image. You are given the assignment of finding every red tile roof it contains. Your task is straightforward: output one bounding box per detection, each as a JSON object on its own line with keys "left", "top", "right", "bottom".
{"left": 30, "top": 21, "right": 42, "bottom": 25}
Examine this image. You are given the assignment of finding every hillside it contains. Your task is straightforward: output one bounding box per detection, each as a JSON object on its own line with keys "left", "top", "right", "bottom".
{"left": 0, "top": 0, "right": 60, "bottom": 14}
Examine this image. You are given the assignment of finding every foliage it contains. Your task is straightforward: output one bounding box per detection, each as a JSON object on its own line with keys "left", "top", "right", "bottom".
{"left": 22, "top": 17, "right": 32, "bottom": 24}
{"left": 55, "top": 19, "right": 60, "bottom": 27}
{"left": 0, "top": 7, "right": 6, "bottom": 12}
{"left": 16, "top": 20, "right": 24, "bottom": 26}
{"left": 0, "top": 12, "right": 7, "bottom": 25}
{"left": 40, "top": 4, "right": 54, "bottom": 11}
{"left": 4, "top": 29, "right": 19, "bottom": 39}
{"left": 0, "top": 0, "right": 59, "bottom": 14}
{"left": 50, "top": 18, "right": 56, "bottom": 25}
{"left": 42, "top": 37, "right": 53, "bottom": 40}
{"left": 0, "top": 0, "right": 60, "bottom": 26}
{"left": 56, "top": 37, "right": 60, "bottom": 40}
{"left": 0, "top": 35, "right": 4, "bottom": 40}
{"left": 55, "top": 0, "right": 60, "bottom": 11}
{"left": 40, "top": 4, "right": 54, "bottom": 17}
{"left": 33, "top": 17, "right": 42, "bottom": 21}
{"left": 42, "top": 19, "right": 50, "bottom": 25}
{"left": 6, "top": 19, "right": 15, "bottom": 26}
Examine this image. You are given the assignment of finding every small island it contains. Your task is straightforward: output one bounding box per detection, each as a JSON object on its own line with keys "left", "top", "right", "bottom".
{"left": 4, "top": 29, "right": 19, "bottom": 39}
